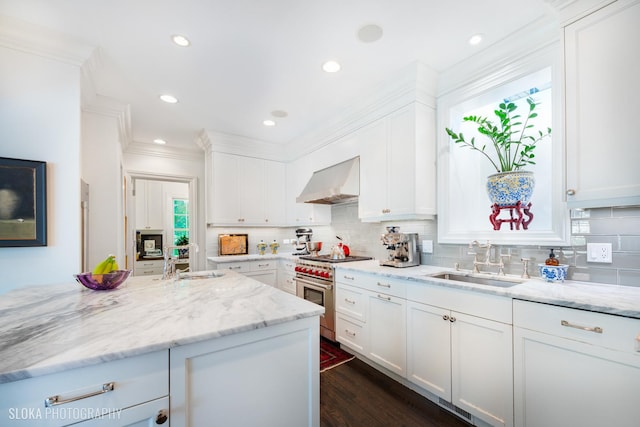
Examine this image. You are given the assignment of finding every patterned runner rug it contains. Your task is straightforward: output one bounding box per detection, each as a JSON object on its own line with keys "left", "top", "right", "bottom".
{"left": 320, "top": 338, "right": 355, "bottom": 372}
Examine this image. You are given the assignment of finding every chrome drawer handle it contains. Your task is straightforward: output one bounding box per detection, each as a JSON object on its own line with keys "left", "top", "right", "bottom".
{"left": 45, "top": 382, "right": 114, "bottom": 407}
{"left": 561, "top": 320, "right": 603, "bottom": 334}
{"left": 377, "top": 282, "right": 391, "bottom": 288}
{"left": 343, "top": 275, "right": 355, "bottom": 280}
{"left": 344, "top": 298, "right": 356, "bottom": 304}
{"left": 377, "top": 294, "right": 391, "bottom": 301}
{"left": 345, "top": 329, "right": 356, "bottom": 337}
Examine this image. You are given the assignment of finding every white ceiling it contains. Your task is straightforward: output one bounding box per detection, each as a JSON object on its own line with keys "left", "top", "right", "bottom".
{"left": 0, "top": 0, "right": 554, "bottom": 150}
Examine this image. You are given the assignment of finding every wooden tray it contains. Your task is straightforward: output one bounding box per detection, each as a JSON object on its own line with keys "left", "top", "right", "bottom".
{"left": 218, "top": 234, "right": 249, "bottom": 256}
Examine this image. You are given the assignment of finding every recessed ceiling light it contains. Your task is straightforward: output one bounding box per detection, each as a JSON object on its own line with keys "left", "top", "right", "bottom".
{"left": 171, "top": 34, "right": 190, "bottom": 47}
{"left": 160, "top": 94, "right": 178, "bottom": 104}
{"left": 263, "top": 120, "right": 276, "bottom": 127}
{"left": 469, "top": 34, "right": 483, "bottom": 46}
{"left": 153, "top": 139, "right": 167, "bottom": 145}
{"left": 357, "top": 24, "right": 384, "bottom": 43}
{"left": 322, "top": 60, "right": 341, "bottom": 73}
{"left": 271, "top": 110, "right": 288, "bottom": 118}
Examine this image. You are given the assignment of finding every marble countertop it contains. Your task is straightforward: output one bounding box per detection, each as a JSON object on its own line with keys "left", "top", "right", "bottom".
{"left": 0, "top": 271, "right": 324, "bottom": 384}
{"left": 334, "top": 260, "right": 640, "bottom": 319}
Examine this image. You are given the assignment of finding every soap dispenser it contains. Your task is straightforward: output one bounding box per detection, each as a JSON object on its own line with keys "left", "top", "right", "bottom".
{"left": 545, "top": 248, "right": 560, "bottom": 266}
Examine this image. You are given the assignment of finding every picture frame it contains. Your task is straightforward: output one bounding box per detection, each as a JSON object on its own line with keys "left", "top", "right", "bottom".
{"left": 0, "top": 157, "right": 47, "bottom": 247}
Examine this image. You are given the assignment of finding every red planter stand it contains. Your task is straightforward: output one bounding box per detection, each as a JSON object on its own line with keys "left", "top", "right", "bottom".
{"left": 489, "top": 201, "right": 533, "bottom": 231}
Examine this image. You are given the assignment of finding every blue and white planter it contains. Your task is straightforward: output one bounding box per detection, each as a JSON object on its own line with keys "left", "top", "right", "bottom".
{"left": 486, "top": 171, "right": 535, "bottom": 207}
{"left": 538, "top": 264, "right": 569, "bottom": 282}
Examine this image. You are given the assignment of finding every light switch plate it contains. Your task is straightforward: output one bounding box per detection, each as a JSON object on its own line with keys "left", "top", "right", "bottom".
{"left": 586, "top": 243, "right": 612, "bottom": 263}
{"left": 422, "top": 240, "right": 433, "bottom": 254}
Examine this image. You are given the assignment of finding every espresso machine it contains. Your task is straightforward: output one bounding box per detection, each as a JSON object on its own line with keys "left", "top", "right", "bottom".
{"left": 380, "top": 226, "right": 420, "bottom": 267}
{"left": 293, "top": 228, "right": 313, "bottom": 255}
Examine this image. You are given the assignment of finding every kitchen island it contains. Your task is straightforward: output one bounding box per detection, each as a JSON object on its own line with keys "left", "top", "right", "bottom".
{"left": 0, "top": 271, "right": 324, "bottom": 426}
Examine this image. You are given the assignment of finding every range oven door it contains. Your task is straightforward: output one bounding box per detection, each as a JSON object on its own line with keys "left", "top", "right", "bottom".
{"left": 296, "top": 276, "right": 334, "bottom": 339}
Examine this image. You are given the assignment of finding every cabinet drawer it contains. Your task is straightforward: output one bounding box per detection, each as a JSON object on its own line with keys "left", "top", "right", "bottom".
{"left": 336, "top": 314, "right": 366, "bottom": 354}
{"left": 0, "top": 350, "right": 168, "bottom": 427}
{"left": 514, "top": 300, "right": 640, "bottom": 354}
{"left": 216, "top": 262, "right": 250, "bottom": 273}
{"left": 336, "top": 283, "right": 367, "bottom": 322}
{"left": 251, "top": 260, "right": 276, "bottom": 271}
{"left": 336, "top": 270, "right": 406, "bottom": 298}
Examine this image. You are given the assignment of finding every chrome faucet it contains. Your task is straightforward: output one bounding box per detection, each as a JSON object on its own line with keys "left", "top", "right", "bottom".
{"left": 162, "top": 243, "right": 199, "bottom": 280}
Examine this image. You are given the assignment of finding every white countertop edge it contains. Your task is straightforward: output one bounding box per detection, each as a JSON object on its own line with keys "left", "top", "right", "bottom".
{"left": 333, "top": 260, "right": 640, "bottom": 319}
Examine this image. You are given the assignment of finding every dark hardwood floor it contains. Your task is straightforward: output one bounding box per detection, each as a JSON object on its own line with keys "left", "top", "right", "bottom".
{"left": 321, "top": 358, "right": 473, "bottom": 427}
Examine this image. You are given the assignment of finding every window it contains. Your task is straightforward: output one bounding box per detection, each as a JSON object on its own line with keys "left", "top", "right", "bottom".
{"left": 172, "top": 198, "right": 189, "bottom": 255}
{"left": 437, "top": 51, "right": 569, "bottom": 245}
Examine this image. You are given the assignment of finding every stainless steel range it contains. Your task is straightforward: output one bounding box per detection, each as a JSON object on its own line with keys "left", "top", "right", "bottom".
{"left": 295, "top": 255, "right": 372, "bottom": 341}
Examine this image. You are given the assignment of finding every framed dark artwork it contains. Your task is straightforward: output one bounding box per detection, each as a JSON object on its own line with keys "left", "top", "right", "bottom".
{"left": 0, "top": 157, "right": 47, "bottom": 247}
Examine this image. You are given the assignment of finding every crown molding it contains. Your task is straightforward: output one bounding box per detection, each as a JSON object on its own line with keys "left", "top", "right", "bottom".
{"left": 0, "top": 14, "right": 94, "bottom": 66}
{"left": 82, "top": 92, "right": 132, "bottom": 151}
{"left": 544, "top": 0, "right": 616, "bottom": 25}
{"left": 437, "top": 16, "right": 561, "bottom": 97}
{"left": 282, "top": 61, "right": 438, "bottom": 161}
{"left": 125, "top": 141, "right": 204, "bottom": 162}
{"left": 202, "top": 130, "right": 286, "bottom": 161}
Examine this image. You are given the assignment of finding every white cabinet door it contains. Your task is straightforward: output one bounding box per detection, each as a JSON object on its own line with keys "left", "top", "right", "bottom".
{"left": 358, "top": 119, "right": 388, "bottom": 219}
{"left": 359, "top": 103, "right": 436, "bottom": 222}
{"left": 245, "top": 270, "right": 277, "bottom": 287}
{"left": 264, "top": 160, "right": 286, "bottom": 225}
{"left": 211, "top": 152, "right": 241, "bottom": 224}
{"left": 406, "top": 301, "right": 451, "bottom": 400}
{"left": 366, "top": 292, "right": 406, "bottom": 376}
{"left": 170, "top": 318, "right": 319, "bottom": 427}
{"left": 513, "top": 300, "right": 640, "bottom": 427}
{"left": 451, "top": 311, "right": 513, "bottom": 427}
{"left": 564, "top": 0, "right": 640, "bottom": 208}
{"left": 211, "top": 153, "right": 287, "bottom": 226}
{"left": 135, "top": 180, "right": 164, "bottom": 230}
{"left": 285, "top": 157, "right": 331, "bottom": 226}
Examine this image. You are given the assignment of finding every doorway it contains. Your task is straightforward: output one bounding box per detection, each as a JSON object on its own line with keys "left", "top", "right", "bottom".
{"left": 126, "top": 173, "right": 199, "bottom": 276}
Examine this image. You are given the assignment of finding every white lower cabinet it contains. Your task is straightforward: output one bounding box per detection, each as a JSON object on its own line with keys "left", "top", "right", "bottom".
{"left": 406, "top": 300, "right": 513, "bottom": 427}
{"left": 133, "top": 259, "right": 163, "bottom": 277}
{"left": 210, "top": 259, "right": 277, "bottom": 287}
{"left": 513, "top": 300, "right": 640, "bottom": 427}
{"left": 0, "top": 350, "right": 168, "bottom": 427}
{"left": 278, "top": 259, "right": 297, "bottom": 295}
{"left": 335, "top": 271, "right": 407, "bottom": 376}
{"left": 169, "top": 317, "right": 319, "bottom": 427}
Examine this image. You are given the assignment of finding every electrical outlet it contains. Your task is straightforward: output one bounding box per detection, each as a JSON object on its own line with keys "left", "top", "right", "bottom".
{"left": 283, "top": 239, "right": 290, "bottom": 244}
{"left": 422, "top": 240, "right": 433, "bottom": 254}
{"left": 586, "top": 243, "right": 612, "bottom": 263}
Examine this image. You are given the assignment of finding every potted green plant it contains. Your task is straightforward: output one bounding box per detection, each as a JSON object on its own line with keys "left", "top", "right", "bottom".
{"left": 445, "top": 97, "right": 551, "bottom": 208}
{"left": 175, "top": 234, "right": 189, "bottom": 258}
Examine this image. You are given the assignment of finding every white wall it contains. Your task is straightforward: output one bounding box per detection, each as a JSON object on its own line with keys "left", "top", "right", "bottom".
{"left": 0, "top": 46, "right": 82, "bottom": 293}
{"left": 81, "top": 110, "right": 124, "bottom": 271}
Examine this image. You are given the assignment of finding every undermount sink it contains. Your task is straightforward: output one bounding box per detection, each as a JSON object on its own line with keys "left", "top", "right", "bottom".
{"left": 428, "top": 272, "right": 523, "bottom": 288}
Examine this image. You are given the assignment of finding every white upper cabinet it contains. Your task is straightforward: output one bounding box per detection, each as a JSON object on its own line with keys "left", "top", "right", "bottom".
{"left": 135, "top": 179, "right": 164, "bottom": 230}
{"left": 210, "top": 152, "right": 286, "bottom": 226}
{"left": 564, "top": 0, "right": 640, "bottom": 208}
{"left": 359, "top": 102, "right": 436, "bottom": 222}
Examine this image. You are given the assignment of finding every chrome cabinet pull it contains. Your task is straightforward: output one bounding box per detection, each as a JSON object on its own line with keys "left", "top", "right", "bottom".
{"left": 566, "top": 189, "right": 576, "bottom": 196}
{"left": 343, "top": 275, "right": 355, "bottom": 280}
{"left": 344, "top": 298, "right": 356, "bottom": 304}
{"left": 45, "top": 382, "right": 114, "bottom": 407}
{"left": 442, "top": 315, "right": 450, "bottom": 321}
{"left": 377, "top": 282, "right": 391, "bottom": 288}
{"left": 377, "top": 294, "right": 391, "bottom": 301}
{"left": 449, "top": 316, "right": 456, "bottom": 323}
{"left": 561, "top": 320, "right": 603, "bottom": 333}
{"left": 345, "top": 329, "right": 356, "bottom": 337}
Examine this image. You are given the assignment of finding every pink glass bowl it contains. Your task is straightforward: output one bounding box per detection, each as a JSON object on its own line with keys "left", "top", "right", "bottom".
{"left": 74, "top": 270, "right": 132, "bottom": 290}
